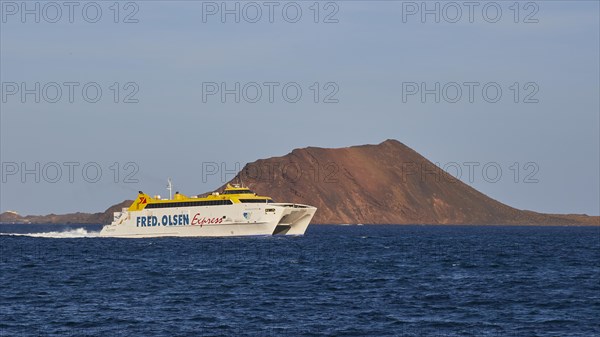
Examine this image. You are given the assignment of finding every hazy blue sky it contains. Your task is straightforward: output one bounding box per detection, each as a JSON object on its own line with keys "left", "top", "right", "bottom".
{"left": 1, "top": 1, "right": 598, "bottom": 216}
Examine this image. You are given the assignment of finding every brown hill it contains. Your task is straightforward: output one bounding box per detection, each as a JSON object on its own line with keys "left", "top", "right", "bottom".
{"left": 215, "top": 139, "right": 598, "bottom": 226}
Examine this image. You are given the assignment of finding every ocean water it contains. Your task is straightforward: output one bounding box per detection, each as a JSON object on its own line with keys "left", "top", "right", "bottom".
{"left": 0, "top": 224, "right": 598, "bottom": 337}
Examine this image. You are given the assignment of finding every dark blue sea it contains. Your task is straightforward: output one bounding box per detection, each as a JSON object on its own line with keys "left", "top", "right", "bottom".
{"left": 1, "top": 224, "right": 598, "bottom": 337}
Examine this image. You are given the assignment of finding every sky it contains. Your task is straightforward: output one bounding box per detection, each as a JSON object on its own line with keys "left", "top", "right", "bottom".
{"left": 0, "top": 0, "right": 598, "bottom": 216}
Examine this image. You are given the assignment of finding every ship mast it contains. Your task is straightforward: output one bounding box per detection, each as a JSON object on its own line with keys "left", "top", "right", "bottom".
{"left": 166, "top": 178, "right": 173, "bottom": 200}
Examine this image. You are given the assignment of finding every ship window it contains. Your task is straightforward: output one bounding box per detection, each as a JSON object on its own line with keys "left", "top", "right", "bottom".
{"left": 145, "top": 200, "right": 233, "bottom": 209}
{"left": 222, "top": 189, "right": 254, "bottom": 195}
{"left": 238, "top": 199, "right": 272, "bottom": 203}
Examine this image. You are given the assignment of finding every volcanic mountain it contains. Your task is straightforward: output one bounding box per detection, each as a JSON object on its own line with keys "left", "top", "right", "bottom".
{"left": 1, "top": 140, "right": 597, "bottom": 225}
{"left": 215, "top": 139, "right": 597, "bottom": 225}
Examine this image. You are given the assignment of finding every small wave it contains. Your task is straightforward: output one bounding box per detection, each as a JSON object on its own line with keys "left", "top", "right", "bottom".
{"left": 0, "top": 228, "right": 100, "bottom": 238}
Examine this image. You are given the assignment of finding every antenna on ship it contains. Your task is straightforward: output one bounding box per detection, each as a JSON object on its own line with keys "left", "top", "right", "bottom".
{"left": 238, "top": 172, "right": 244, "bottom": 187}
{"left": 166, "top": 178, "right": 173, "bottom": 200}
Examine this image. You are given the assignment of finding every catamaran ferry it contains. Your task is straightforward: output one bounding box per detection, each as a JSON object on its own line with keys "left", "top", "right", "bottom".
{"left": 99, "top": 183, "right": 316, "bottom": 238}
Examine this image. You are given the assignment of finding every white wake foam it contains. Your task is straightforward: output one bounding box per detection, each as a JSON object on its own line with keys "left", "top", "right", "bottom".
{"left": 0, "top": 228, "right": 100, "bottom": 238}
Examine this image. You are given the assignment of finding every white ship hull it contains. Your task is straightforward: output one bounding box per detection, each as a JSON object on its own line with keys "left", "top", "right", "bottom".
{"left": 99, "top": 203, "right": 316, "bottom": 238}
